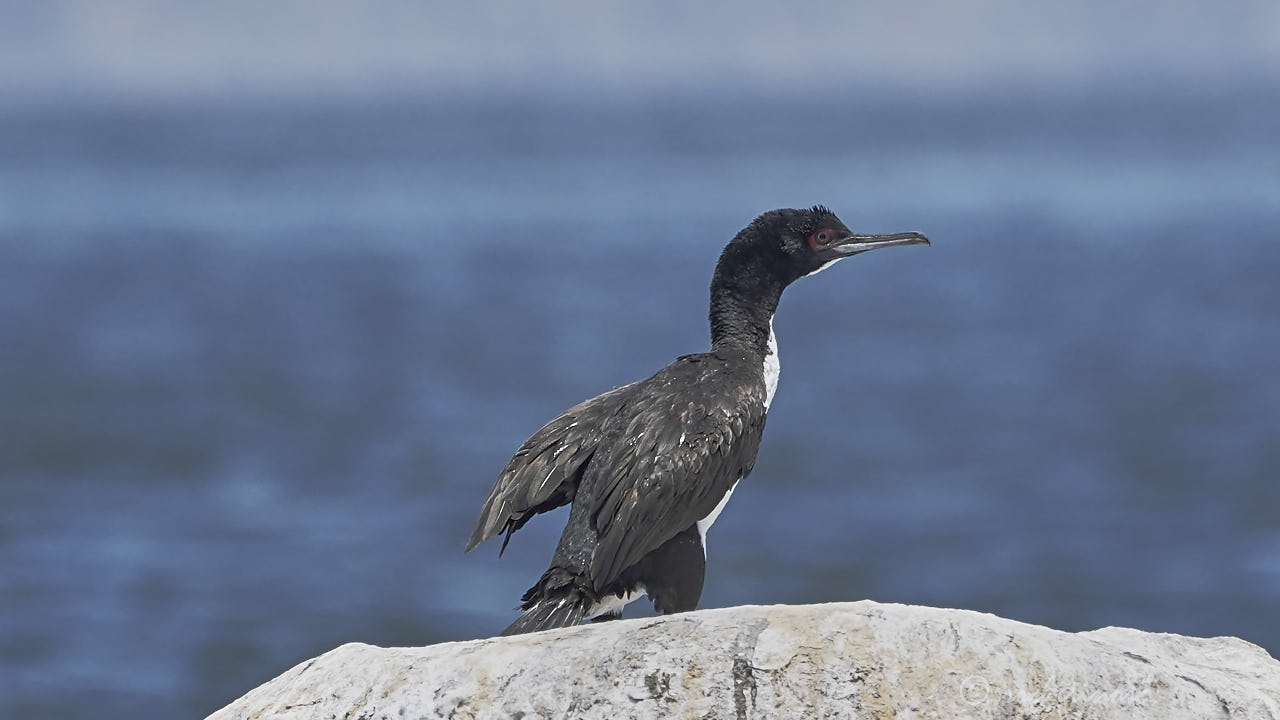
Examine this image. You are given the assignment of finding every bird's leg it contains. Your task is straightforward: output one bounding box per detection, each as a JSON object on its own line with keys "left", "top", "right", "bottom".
{"left": 640, "top": 525, "right": 707, "bottom": 615}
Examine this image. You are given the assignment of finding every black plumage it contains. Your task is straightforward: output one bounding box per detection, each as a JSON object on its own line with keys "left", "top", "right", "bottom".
{"left": 466, "top": 206, "right": 928, "bottom": 635}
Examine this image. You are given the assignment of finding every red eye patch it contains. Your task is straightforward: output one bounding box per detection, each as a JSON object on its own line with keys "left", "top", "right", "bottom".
{"left": 808, "top": 229, "right": 834, "bottom": 249}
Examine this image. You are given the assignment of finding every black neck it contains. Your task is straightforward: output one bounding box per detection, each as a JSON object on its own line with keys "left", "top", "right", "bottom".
{"left": 708, "top": 248, "right": 785, "bottom": 357}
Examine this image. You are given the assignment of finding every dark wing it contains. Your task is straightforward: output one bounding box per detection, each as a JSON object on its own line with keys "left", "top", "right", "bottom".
{"left": 466, "top": 382, "right": 636, "bottom": 553}
{"left": 587, "top": 361, "right": 766, "bottom": 590}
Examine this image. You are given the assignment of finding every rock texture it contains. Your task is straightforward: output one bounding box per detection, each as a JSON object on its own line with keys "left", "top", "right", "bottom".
{"left": 208, "top": 601, "right": 1280, "bottom": 719}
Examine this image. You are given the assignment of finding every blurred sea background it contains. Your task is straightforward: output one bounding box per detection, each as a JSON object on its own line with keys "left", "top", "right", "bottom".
{"left": 2, "top": 1, "right": 1278, "bottom": 717}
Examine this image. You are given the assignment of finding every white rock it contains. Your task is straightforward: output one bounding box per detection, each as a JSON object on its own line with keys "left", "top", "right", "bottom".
{"left": 207, "top": 601, "right": 1280, "bottom": 720}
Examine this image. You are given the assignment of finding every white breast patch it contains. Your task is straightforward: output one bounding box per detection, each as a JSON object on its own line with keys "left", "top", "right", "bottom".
{"left": 763, "top": 318, "right": 780, "bottom": 410}
{"left": 696, "top": 478, "right": 740, "bottom": 556}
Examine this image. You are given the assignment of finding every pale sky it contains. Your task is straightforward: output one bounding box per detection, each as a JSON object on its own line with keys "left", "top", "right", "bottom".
{"left": 2, "top": 0, "right": 1277, "bottom": 103}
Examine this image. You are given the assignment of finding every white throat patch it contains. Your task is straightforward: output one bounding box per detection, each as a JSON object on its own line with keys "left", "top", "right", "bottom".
{"left": 763, "top": 318, "right": 780, "bottom": 410}
{"left": 805, "top": 256, "right": 846, "bottom": 277}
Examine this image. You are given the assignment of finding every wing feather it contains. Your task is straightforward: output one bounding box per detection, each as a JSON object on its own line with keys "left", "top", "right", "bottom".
{"left": 587, "top": 376, "right": 766, "bottom": 590}
{"left": 465, "top": 382, "right": 636, "bottom": 552}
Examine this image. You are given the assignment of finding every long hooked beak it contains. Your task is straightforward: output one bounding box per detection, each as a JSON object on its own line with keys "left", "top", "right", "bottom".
{"left": 831, "top": 231, "right": 930, "bottom": 255}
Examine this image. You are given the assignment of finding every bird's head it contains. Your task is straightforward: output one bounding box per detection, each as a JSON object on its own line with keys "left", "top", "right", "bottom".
{"left": 742, "top": 206, "right": 930, "bottom": 284}
{"left": 709, "top": 206, "right": 929, "bottom": 349}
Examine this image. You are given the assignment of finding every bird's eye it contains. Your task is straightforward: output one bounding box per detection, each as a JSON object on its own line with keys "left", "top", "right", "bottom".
{"left": 810, "top": 230, "right": 833, "bottom": 248}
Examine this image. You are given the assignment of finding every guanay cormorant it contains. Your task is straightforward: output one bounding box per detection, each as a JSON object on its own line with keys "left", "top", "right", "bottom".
{"left": 466, "top": 206, "right": 928, "bottom": 635}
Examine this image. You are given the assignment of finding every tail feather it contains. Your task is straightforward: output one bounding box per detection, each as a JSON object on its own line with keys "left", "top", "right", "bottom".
{"left": 500, "top": 567, "right": 592, "bottom": 636}
{"left": 500, "top": 595, "right": 589, "bottom": 636}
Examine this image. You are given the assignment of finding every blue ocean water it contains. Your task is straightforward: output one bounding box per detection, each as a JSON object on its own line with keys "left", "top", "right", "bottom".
{"left": 1, "top": 87, "right": 1278, "bottom": 718}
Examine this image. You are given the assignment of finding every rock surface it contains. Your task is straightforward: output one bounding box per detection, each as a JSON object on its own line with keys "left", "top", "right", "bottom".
{"left": 208, "top": 601, "right": 1280, "bottom": 719}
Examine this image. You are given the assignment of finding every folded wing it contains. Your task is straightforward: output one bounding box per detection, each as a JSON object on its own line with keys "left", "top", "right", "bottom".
{"left": 587, "top": 370, "right": 766, "bottom": 590}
